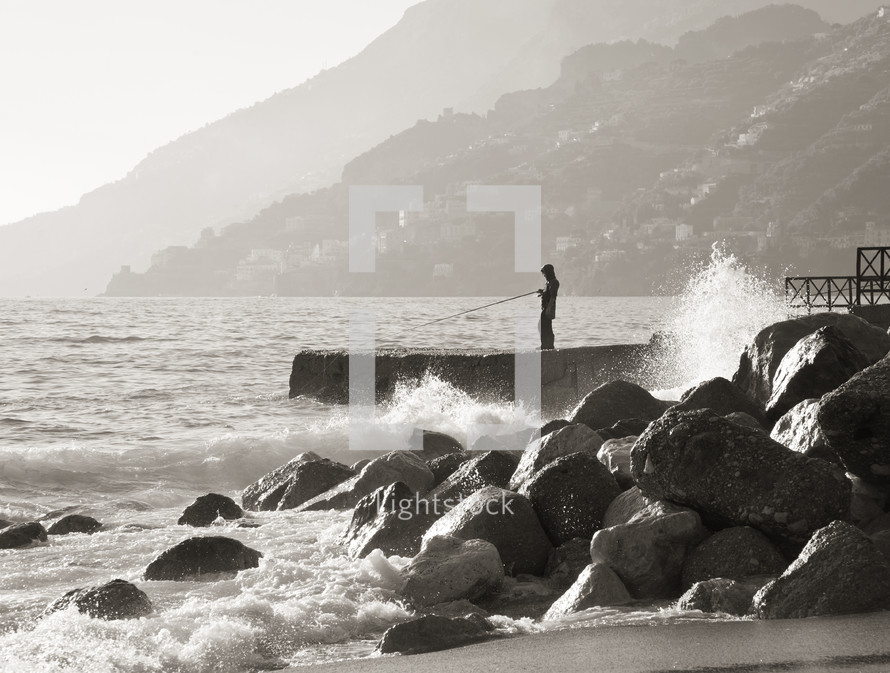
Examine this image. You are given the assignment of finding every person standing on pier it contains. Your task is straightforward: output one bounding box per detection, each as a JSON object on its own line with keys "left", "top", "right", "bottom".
{"left": 537, "top": 263, "right": 559, "bottom": 350}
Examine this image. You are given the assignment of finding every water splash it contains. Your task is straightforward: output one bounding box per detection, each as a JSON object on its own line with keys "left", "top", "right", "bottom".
{"left": 654, "top": 245, "right": 789, "bottom": 395}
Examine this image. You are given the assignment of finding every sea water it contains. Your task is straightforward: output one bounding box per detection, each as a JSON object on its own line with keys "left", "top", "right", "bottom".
{"left": 0, "top": 251, "right": 797, "bottom": 671}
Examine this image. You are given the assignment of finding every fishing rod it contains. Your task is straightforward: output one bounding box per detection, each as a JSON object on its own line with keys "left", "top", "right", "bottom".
{"left": 406, "top": 290, "right": 539, "bottom": 332}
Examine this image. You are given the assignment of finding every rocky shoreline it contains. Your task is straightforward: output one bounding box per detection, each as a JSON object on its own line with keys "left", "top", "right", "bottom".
{"left": 3, "top": 310, "right": 890, "bottom": 663}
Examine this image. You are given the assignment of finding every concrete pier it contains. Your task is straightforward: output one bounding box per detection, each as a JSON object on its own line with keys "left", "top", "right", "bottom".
{"left": 289, "top": 344, "right": 669, "bottom": 417}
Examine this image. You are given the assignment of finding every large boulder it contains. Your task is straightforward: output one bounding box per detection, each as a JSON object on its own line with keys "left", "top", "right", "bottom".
{"left": 415, "top": 429, "right": 463, "bottom": 460}
{"left": 430, "top": 451, "right": 518, "bottom": 503}
{"left": 517, "top": 452, "right": 621, "bottom": 546}
{"left": 297, "top": 452, "right": 434, "bottom": 511}
{"left": 343, "top": 482, "right": 438, "bottom": 558}
{"left": 631, "top": 408, "right": 851, "bottom": 544}
{"left": 543, "top": 563, "right": 631, "bottom": 619}
{"left": 178, "top": 493, "right": 242, "bottom": 527}
{"left": 143, "top": 536, "right": 262, "bottom": 581}
{"left": 428, "top": 452, "right": 473, "bottom": 488}
{"left": 344, "top": 482, "right": 415, "bottom": 540}
{"left": 595, "top": 418, "right": 650, "bottom": 440}
{"left": 590, "top": 503, "right": 707, "bottom": 599}
{"left": 681, "top": 526, "right": 786, "bottom": 591}
{"left": 544, "top": 538, "right": 592, "bottom": 591}
{"left": 423, "top": 487, "right": 552, "bottom": 576}
{"left": 678, "top": 576, "right": 771, "bottom": 617}
{"left": 753, "top": 521, "right": 890, "bottom": 619}
{"left": 766, "top": 326, "right": 871, "bottom": 423}
{"left": 770, "top": 399, "right": 837, "bottom": 463}
{"left": 0, "top": 522, "right": 47, "bottom": 549}
{"left": 45, "top": 579, "right": 153, "bottom": 620}
{"left": 376, "top": 614, "right": 494, "bottom": 655}
{"left": 568, "top": 380, "right": 673, "bottom": 433}
{"left": 732, "top": 312, "right": 890, "bottom": 406}
{"left": 818, "top": 354, "right": 890, "bottom": 484}
{"left": 849, "top": 476, "right": 887, "bottom": 526}
{"left": 47, "top": 514, "right": 102, "bottom": 536}
{"left": 400, "top": 535, "right": 504, "bottom": 607}
{"left": 602, "top": 487, "right": 649, "bottom": 528}
{"left": 508, "top": 424, "right": 603, "bottom": 490}
{"left": 596, "top": 437, "right": 636, "bottom": 490}
{"left": 241, "top": 453, "right": 351, "bottom": 511}
{"left": 671, "top": 377, "right": 767, "bottom": 428}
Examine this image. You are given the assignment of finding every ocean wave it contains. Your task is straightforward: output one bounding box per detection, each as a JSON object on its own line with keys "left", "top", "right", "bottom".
{"left": 0, "top": 511, "right": 413, "bottom": 672}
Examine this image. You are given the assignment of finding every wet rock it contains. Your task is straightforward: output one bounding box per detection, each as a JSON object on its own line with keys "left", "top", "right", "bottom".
{"left": 242, "top": 453, "right": 352, "bottom": 511}
{"left": 849, "top": 476, "right": 887, "bottom": 526}
{"left": 428, "top": 452, "right": 473, "bottom": 488}
{"left": 770, "top": 399, "right": 837, "bottom": 463}
{"left": 177, "top": 494, "right": 242, "bottom": 527}
{"left": 344, "top": 483, "right": 437, "bottom": 558}
{"left": 143, "top": 536, "right": 262, "bottom": 581}
{"left": 543, "top": 563, "right": 631, "bottom": 619}
{"left": 0, "top": 520, "right": 12, "bottom": 529}
{"left": 863, "top": 511, "right": 890, "bottom": 536}
{"left": 411, "top": 429, "right": 464, "bottom": 461}
{"left": 350, "top": 459, "right": 371, "bottom": 472}
{"left": 723, "top": 412, "right": 766, "bottom": 432}
{"left": 544, "top": 538, "right": 592, "bottom": 591}
{"left": 672, "top": 377, "right": 768, "bottom": 428}
{"left": 508, "top": 424, "right": 603, "bottom": 490}
{"left": 753, "top": 521, "right": 890, "bottom": 619}
{"left": 568, "top": 380, "right": 673, "bottom": 433}
{"left": 818, "top": 354, "right": 890, "bottom": 484}
{"left": 681, "top": 526, "right": 786, "bottom": 591}
{"left": 345, "top": 482, "right": 416, "bottom": 540}
{"left": 297, "top": 451, "right": 434, "bottom": 511}
{"left": 602, "top": 487, "right": 649, "bottom": 528}
{"left": 0, "top": 522, "right": 47, "bottom": 549}
{"left": 766, "top": 326, "right": 871, "bottom": 423}
{"left": 871, "top": 529, "right": 890, "bottom": 561}
{"left": 518, "top": 452, "right": 621, "bottom": 546}
{"left": 631, "top": 408, "right": 851, "bottom": 544}
{"left": 423, "top": 487, "right": 552, "bottom": 576}
{"left": 732, "top": 312, "right": 890, "bottom": 406}
{"left": 47, "top": 514, "right": 102, "bottom": 536}
{"left": 45, "top": 579, "right": 152, "bottom": 620}
{"left": 541, "top": 419, "right": 570, "bottom": 437}
{"left": 678, "top": 576, "right": 772, "bottom": 617}
{"left": 590, "top": 503, "right": 706, "bottom": 599}
{"left": 470, "top": 429, "right": 535, "bottom": 453}
{"left": 376, "top": 613, "right": 494, "bottom": 655}
{"left": 595, "top": 418, "right": 650, "bottom": 441}
{"left": 400, "top": 535, "right": 504, "bottom": 607}
{"left": 597, "top": 437, "right": 636, "bottom": 490}
{"left": 430, "top": 451, "right": 518, "bottom": 503}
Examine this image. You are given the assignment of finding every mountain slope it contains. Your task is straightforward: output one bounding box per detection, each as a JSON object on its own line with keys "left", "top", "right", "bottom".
{"left": 106, "top": 4, "right": 859, "bottom": 297}
{"left": 1, "top": 0, "right": 880, "bottom": 296}
{"left": 0, "top": 0, "right": 556, "bottom": 296}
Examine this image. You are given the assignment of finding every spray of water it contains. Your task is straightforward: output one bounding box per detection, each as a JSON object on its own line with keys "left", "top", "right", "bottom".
{"left": 653, "top": 245, "right": 790, "bottom": 396}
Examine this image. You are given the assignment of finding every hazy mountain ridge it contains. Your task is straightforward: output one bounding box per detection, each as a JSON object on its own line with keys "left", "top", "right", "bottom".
{"left": 3, "top": 0, "right": 882, "bottom": 296}
{"left": 104, "top": 3, "right": 882, "bottom": 297}
{"left": 0, "top": 0, "right": 558, "bottom": 296}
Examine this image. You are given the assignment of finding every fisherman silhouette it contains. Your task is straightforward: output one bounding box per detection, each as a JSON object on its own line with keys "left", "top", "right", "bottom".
{"left": 537, "top": 264, "right": 559, "bottom": 350}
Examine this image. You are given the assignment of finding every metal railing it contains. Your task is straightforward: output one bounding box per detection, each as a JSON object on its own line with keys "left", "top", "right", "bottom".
{"left": 785, "top": 247, "right": 890, "bottom": 310}
{"left": 785, "top": 276, "right": 855, "bottom": 309}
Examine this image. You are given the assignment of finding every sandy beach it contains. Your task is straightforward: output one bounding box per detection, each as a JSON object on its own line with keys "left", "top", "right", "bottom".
{"left": 301, "top": 611, "right": 890, "bottom": 672}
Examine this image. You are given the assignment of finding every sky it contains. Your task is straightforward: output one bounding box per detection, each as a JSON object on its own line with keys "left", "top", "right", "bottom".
{"left": 0, "top": 0, "right": 419, "bottom": 227}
